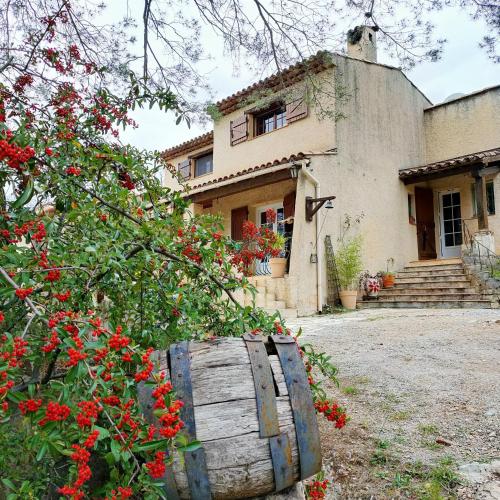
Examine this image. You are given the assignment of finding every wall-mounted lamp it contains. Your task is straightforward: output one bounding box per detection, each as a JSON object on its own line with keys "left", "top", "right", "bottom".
{"left": 305, "top": 195, "right": 336, "bottom": 222}
{"left": 289, "top": 163, "right": 301, "bottom": 179}
{"left": 310, "top": 253, "right": 318, "bottom": 263}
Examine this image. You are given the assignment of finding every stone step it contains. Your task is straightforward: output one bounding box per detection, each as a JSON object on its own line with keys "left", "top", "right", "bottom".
{"left": 265, "top": 293, "right": 276, "bottom": 304}
{"left": 406, "top": 258, "right": 462, "bottom": 268}
{"left": 380, "top": 286, "right": 478, "bottom": 295}
{"left": 396, "top": 275, "right": 470, "bottom": 284}
{"left": 392, "top": 281, "right": 471, "bottom": 289}
{"left": 398, "top": 269, "right": 466, "bottom": 278}
{"left": 403, "top": 264, "right": 464, "bottom": 272}
{"left": 359, "top": 300, "right": 493, "bottom": 309}
{"left": 375, "top": 293, "right": 488, "bottom": 301}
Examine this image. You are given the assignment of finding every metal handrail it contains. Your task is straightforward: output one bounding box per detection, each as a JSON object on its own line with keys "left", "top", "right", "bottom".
{"left": 462, "top": 218, "right": 499, "bottom": 277}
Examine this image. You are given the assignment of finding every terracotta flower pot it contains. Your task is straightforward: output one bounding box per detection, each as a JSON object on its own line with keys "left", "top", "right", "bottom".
{"left": 339, "top": 290, "right": 358, "bottom": 310}
{"left": 382, "top": 274, "right": 395, "bottom": 288}
{"left": 269, "top": 257, "right": 287, "bottom": 278}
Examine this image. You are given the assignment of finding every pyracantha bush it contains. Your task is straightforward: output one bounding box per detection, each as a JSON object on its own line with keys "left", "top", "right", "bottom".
{"left": 0, "top": 4, "right": 346, "bottom": 498}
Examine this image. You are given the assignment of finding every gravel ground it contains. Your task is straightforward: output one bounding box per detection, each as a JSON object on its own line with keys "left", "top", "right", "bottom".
{"left": 287, "top": 309, "right": 500, "bottom": 499}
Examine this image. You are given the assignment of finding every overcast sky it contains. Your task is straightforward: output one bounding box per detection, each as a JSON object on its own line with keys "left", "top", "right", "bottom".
{"left": 119, "top": 6, "right": 499, "bottom": 152}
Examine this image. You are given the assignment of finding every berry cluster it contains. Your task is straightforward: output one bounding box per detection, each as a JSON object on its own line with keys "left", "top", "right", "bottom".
{"left": 314, "top": 400, "right": 347, "bottom": 429}
{"left": 305, "top": 478, "right": 329, "bottom": 499}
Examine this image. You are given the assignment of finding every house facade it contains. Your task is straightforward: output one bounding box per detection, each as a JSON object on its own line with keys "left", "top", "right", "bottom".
{"left": 163, "top": 27, "right": 500, "bottom": 316}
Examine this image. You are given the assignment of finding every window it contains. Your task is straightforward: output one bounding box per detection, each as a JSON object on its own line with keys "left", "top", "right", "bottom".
{"left": 194, "top": 153, "right": 213, "bottom": 177}
{"left": 408, "top": 194, "right": 415, "bottom": 224}
{"left": 471, "top": 181, "right": 495, "bottom": 216}
{"left": 177, "top": 159, "right": 191, "bottom": 180}
{"left": 255, "top": 105, "right": 287, "bottom": 136}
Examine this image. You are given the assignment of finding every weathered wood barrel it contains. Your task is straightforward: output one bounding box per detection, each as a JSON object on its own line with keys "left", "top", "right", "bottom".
{"left": 138, "top": 334, "right": 322, "bottom": 499}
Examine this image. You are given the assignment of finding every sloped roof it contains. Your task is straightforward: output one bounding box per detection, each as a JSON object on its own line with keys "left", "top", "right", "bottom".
{"left": 162, "top": 131, "right": 213, "bottom": 161}
{"left": 189, "top": 153, "right": 307, "bottom": 191}
{"left": 399, "top": 148, "right": 500, "bottom": 181}
{"left": 215, "top": 51, "right": 335, "bottom": 116}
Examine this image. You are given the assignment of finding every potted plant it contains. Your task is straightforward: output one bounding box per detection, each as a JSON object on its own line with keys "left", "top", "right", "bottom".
{"left": 382, "top": 258, "right": 396, "bottom": 288}
{"left": 268, "top": 232, "right": 287, "bottom": 278}
{"left": 359, "top": 271, "right": 383, "bottom": 298}
{"left": 335, "top": 236, "right": 363, "bottom": 309}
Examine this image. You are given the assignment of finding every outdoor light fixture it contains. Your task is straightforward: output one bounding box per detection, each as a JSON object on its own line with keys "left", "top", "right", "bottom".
{"left": 305, "top": 195, "right": 336, "bottom": 222}
{"left": 310, "top": 253, "right": 318, "bottom": 263}
{"left": 289, "top": 163, "right": 301, "bottom": 179}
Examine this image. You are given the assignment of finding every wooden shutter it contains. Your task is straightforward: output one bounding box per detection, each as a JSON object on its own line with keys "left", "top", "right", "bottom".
{"left": 230, "top": 115, "right": 248, "bottom": 146}
{"left": 283, "top": 191, "right": 296, "bottom": 219}
{"left": 178, "top": 159, "right": 191, "bottom": 180}
{"left": 231, "top": 206, "right": 248, "bottom": 241}
{"left": 286, "top": 98, "right": 308, "bottom": 123}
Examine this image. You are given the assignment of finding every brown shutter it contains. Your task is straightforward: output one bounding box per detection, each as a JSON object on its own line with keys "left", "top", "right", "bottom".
{"left": 230, "top": 115, "right": 248, "bottom": 146}
{"left": 231, "top": 206, "right": 248, "bottom": 241}
{"left": 286, "top": 98, "right": 308, "bottom": 123}
{"left": 283, "top": 191, "right": 296, "bottom": 219}
{"left": 178, "top": 159, "right": 191, "bottom": 180}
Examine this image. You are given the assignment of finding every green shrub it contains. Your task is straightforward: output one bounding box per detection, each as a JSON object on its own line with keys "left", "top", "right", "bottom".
{"left": 336, "top": 236, "right": 363, "bottom": 290}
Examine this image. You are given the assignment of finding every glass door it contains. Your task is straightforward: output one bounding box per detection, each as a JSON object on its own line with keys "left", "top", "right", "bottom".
{"left": 439, "top": 191, "right": 462, "bottom": 258}
{"left": 255, "top": 204, "right": 284, "bottom": 275}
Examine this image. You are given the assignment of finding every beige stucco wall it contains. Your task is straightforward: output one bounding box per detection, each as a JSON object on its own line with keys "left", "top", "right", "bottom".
{"left": 308, "top": 56, "right": 430, "bottom": 304}
{"left": 424, "top": 87, "right": 500, "bottom": 164}
{"left": 164, "top": 74, "right": 338, "bottom": 190}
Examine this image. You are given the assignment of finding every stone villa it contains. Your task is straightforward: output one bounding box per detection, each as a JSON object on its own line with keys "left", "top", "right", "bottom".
{"left": 163, "top": 27, "right": 500, "bottom": 316}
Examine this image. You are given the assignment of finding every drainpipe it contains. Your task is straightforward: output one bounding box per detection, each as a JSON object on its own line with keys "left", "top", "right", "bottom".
{"left": 300, "top": 162, "right": 323, "bottom": 313}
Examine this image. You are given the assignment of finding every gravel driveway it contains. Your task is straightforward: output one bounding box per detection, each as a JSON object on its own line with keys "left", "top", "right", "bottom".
{"left": 287, "top": 309, "right": 500, "bottom": 499}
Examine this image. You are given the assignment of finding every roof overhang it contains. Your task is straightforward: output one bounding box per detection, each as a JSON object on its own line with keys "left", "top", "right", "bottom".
{"left": 186, "top": 157, "right": 308, "bottom": 204}
{"left": 399, "top": 148, "right": 500, "bottom": 185}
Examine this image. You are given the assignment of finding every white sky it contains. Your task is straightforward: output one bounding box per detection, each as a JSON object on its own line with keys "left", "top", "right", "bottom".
{"left": 119, "top": 6, "right": 499, "bottom": 152}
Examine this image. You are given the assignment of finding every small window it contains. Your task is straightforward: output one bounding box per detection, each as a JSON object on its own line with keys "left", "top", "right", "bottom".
{"left": 471, "top": 181, "right": 495, "bottom": 216}
{"left": 408, "top": 193, "right": 415, "bottom": 224}
{"left": 255, "top": 105, "right": 287, "bottom": 136}
{"left": 194, "top": 153, "right": 213, "bottom": 177}
{"left": 177, "top": 159, "right": 191, "bottom": 180}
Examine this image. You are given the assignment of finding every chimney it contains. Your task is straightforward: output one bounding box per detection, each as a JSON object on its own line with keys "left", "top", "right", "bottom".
{"left": 347, "top": 26, "right": 377, "bottom": 63}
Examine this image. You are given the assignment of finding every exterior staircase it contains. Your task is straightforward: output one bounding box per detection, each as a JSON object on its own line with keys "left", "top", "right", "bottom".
{"left": 360, "top": 259, "right": 496, "bottom": 309}
{"left": 234, "top": 275, "right": 299, "bottom": 318}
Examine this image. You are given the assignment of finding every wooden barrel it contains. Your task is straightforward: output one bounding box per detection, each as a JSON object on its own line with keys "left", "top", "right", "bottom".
{"left": 138, "top": 334, "right": 322, "bottom": 499}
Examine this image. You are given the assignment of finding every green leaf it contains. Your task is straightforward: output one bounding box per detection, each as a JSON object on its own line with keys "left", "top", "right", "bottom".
{"left": 10, "top": 177, "right": 34, "bottom": 209}
{"left": 36, "top": 443, "right": 48, "bottom": 462}
{"left": 110, "top": 438, "right": 121, "bottom": 462}
{"left": 2, "top": 478, "right": 16, "bottom": 490}
{"left": 177, "top": 440, "right": 201, "bottom": 453}
{"left": 131, "top": 439, "right": 169, "bottom": 452}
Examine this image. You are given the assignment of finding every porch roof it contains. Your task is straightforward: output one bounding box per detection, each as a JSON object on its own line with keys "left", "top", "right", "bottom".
{"left": 186, "top": 153, "right": 307, "bottom": 204}
{"left": 399, "top": 147, "right": 500, "bottom": 184}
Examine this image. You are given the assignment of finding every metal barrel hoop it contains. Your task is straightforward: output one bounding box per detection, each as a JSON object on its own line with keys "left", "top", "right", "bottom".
{"left": 243, "top": 333, "right": 295, "bottom": 492}
{"left": 170, "top": 341, "right": 212, "bottom": 500}
{"left": 271, "top": 335, "right": 322, "bottom": 480}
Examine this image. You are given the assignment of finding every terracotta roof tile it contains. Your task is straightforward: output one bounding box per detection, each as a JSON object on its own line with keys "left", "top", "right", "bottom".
{"left": 162, "top": 131, "right": 213, "bottom": 161}
{"left": 215, "top": 51, "right": 335, "bottom": 116}
{"left": 399, "top": 148, "right": 500, "bottom": 179}
{"left": 189, "top": 153, "right": 307, "bottom": 191}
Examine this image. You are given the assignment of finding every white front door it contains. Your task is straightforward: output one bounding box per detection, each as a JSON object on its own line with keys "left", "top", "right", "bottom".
{"left": 439, "top": 190, "right": 463, "bottom": 258}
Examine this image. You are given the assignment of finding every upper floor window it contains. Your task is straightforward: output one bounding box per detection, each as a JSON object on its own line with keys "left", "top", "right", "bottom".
{"left": 255, "top": 105, "right": 287, "bottom": 136}
{"left": 229, "top": 97, "right": 308, "bottom": 146}
{"left": 194, "top": 153, "right": 213, "bottom": 177}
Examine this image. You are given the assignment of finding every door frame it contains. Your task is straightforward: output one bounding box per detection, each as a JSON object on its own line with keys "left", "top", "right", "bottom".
{"left": 437, "top": 189, "right": 462, "bottom": 258}
{"left": 256, "top": 202, "right": 285, "bottom": 233}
